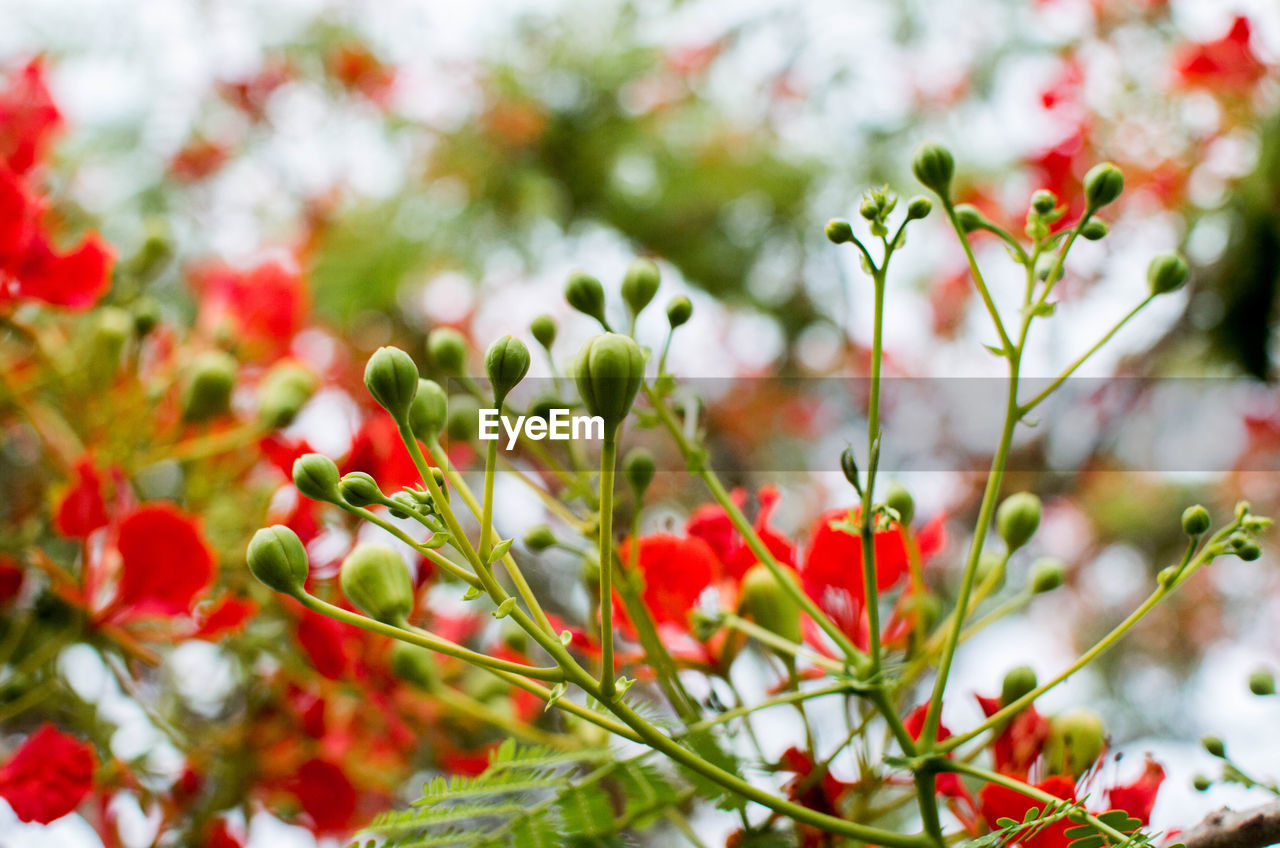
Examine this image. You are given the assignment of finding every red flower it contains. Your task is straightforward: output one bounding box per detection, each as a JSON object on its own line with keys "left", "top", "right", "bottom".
{"left": 328, "top": 44, "right": 396, "bottom": 104}
{"left": 0, "top": 557, "right": 23, "bottom": 604}
{"left": 686, "top": 486, "right": 796, "bottom": 581}
{"left": 976, "top": 693, "right": 1051, "bottom": 779}
{"left": 616, "top": 534, "right": 720, "bottom": 628}
{"left": 291, "top": 757, "right": 358, "bottom": 834}
{"left": 0, "top": 723, "right": 96, "bottom": 824}
{"left": 903, "top": 704, "right": 977, "bottom": 811}
{"left": 342, "top": 413, "right": 422, "bottom": 492}
{"left": 202, "top": 818, "right": 247, "bottom": 848}
{"left": 55, "top": 457, "right": 109, "bottom": 539}
{"left": 1106, "top": 757, "right": 1165, "bottom": 827}
{"left": 296, "top": 608, "right": 352, "bottom": 680}
{"left": 1175, "top": 17, "right": 1268, "bottom": 94}
{"left": 191, "top": 260, "right": 308, "bottom": 361}
{"left": 6, "top": 229, "right": 113, "bottom": 311}
{"left": 112, "top": 504, "right": 216, "bottom": 619}
{"left": 979, "top": 774, "right": 1076, "bottom": 848}
{"left": 801, "top": 507, "right": 910, "bottom": 640}
{"left": 169, "top": 137, "right": 230, "bottom": 182}
{"left": 192, "top": 595, "right": 258, "bottom": 640}
{"left": 0, "top": 59, "right": 62, "bottom": 176}
{"left": 0, "top": 166, "right": 39, "bottom": 266}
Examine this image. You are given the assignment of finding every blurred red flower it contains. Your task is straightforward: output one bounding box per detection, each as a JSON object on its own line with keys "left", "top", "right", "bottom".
{"left": 202, "top": 818, "right": 247, "bottom": 848}
{"left": 686, "top": 485, "right": 796, "bottom": 580}
{"left": 55, "top": 457, "right": 110, "bottom": 539}
{"left": 113, "top": 504, "right": 216, "bottom": 619}
{"left": 191, "top": 260, "right": 308, "bottom": 361}
{"left": 291, "top": 757, "right": 358, "bottom": 834}
{"left": 616, "top": 533, "right": 721, "bottom": 627}
{"left": 1175, "top": 17, "right": 1268, "bottom": 94}
{"left": 979, "top": 774, "right": 1076, "bottom": 848}
{"left": 976, "top": 693, "right": 1051, "bottom": 779}
{"left": 0, "top": 58, "right": 61, "bottom": 176}
{"left": 0, "top": 723, "right": 96, "bottom": 824}
{"left": 801, "top": 507, "right": 910, "bottom": 607}
{"left": 1106, "top": 757, "right": 1165, "bottom": 826}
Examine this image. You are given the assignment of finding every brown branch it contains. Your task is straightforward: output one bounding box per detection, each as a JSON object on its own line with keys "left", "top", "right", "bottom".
{"left": 1177, "top": 802, "right": 1280, "bottom": 848}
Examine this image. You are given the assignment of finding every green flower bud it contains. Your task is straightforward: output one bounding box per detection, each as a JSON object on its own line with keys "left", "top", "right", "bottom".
{"left": 132, "top": 296, "right": 161, "bottom": 337}
{"left": 840, "top": 447, "right": 860, "bottom": 490}
{"left": 996, "top": 492, "right": 1041, "bottom": 553}
{"left": 181, "top": 351, "right": 237, "bottom": 422}
{"left": 1236, "top": 539, "right": 1263, "bottom": 562}
{"left": 427, "top": 328, "right": 468, "bottom": 376}
{"left": 1083, "top": 162, "right": 1124, "bottom": 210}
{"left": 1035, "top": 252, "right": 1065, "bottom": 283}
{"left": 859, "top": 199, "right": 878, "bottom": 221}
{"left": 565, "top": 271, "right": 608, "bottom": 328}
{"left": 1045, "top": 708, "right": 1106, "bottom": 779}
{"left": 524, "top": 524, "right": 557, "bottom": 552}
{"left": 574, "top": 333, "right": 645, "bottom": 436}
{"left": 446, "top": 394, "right": 481, "bottom": 442}
{"left": 530, "top": 314, "right": 557, "bottom": 350}
{"left": 408, "top": 379, "right": 449, "bottom": 443}
{"left": 624, "top": 447, "right": 655, "bottom": 498}
{"left": 912, "top": 142, "right": 955, "bottom": 198}
{"left": 1001, "top": 665, "right": 1039, "bottom": 708}
{"left": 666, "top": 296, "right": 693, "bottom": 329}
{"left": 1182, "top": 505, "right": 1211, "bottom": 537}
{"left": 364, "top": 346, "right": 419, "bottom": 421}
{"left": 953, "top": 204, "right": 987, "bottom": 234}
{"left": 1080, "top": 219, "right": 1108, "bottom": 241}
{"left": 825, "top": 219, "right": 854, "bottom": 243}
{"left": 484, "top": 335, "right": 531, "bottom": 405}
{"left": 976, "top": 551, "right": 1006, "bottom": 590}
{"left": 340, "top": 542, "right": 414, "bottom": 625}
{"left": 246, "top": 525, "right": 310, "bottom": 597}
{"left": 1030, "top": 557, "right": 1065, "bottom": 593}
{"left": 906, "top": 196, "right": 933, "bottom": 221}
{"left": 389, "top": 642, "right": 437, "bottom": 690}
{"left": 1193, "top": 775, "right": 1212, "bottom": 792}
{"left": 293, "top": 453, "right": 342, "bottom": 503}
{"left": 257, "top": 362, "right": 317, "bottom": 429}
{"left": 339, "top": 472, "right": 384, "bottom": 508}
{"left": 738, "top": 563, "right": 802, "bottom": 646}
{"left": 1031, "top": 190, "right": 1057, "bottom": 215}
{"left": 1147, "top": 253, "right": 1189, "bottom": 296}
{"left": 91, "top": 307, "right": 132, "bottom": 369}
{"left": 885, "top": 483, "right": 914, "bottom": 526}
{"left": 622, "top": 258, "right": 661, "bottom": 319}
{"left": 1249, "top": 669, "right": 1276, "bottom": 696}
{"left": 1202, "top": 735, "right": 1225, "bottom": 758}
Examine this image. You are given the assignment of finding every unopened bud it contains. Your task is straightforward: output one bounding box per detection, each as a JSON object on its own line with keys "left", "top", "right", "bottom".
{"left": 1147, "top": 253, "right": 1189, "bottom": 296}
{"left": 1249, "top": 669, "right": 1276, "bottom": 696}
{"left": 1030, "top": 557, "right": 1065, "bottom": 593}
{"left": 953, "top": 204, "right": 987, "bottom": 234}
{"left": 1083, "top": 162, "right": 1124, "bottom": 211}
{"left": 1080, "top": 219, "right": 1108, "bottom": 241}
{"left": 246, "top": 525, "right": 310, "bottom": 597}
{"left": 484, "top": 335, "right": 530, "bottom": 405}
{"left": 408, "top": 379, "right": 449, "bottom": 443}
{"left": 906, "top": 196, "right": 933, "bottom": 221}
{"left": 1001, "top": 665, "right": 1038, "bottom": 707}
{"left": 623, "top": 447, "right": 655, "bottom": 499}
{"left": 340, "top": 543, "right": 414, "bottom": 625}
{"left": 1193, "top": 775, "right": 1212, "bottom": 792}
{"left": 427, "top": 328, "right": 468, "bottom": 376}
{"left": 574, "top": 333, "right": 645, "bottom": 437}
{"left": 182, "top": 351, "right": 237, "bottom": 422}
{"left": 1031, "top": 190, "right": 1057, "bottom": 215}
{"left": 132, "top": 297, "right": 161, "bottom": 337}
{"left": 621, "top": 258, "right": 661, "bottom": 319}
{"left": 1236, "top": 539, "right": 1263, "bottom": 562}
{"left": 524, "top": 524, "right": 557, "bottom": 552}
{"left": 738, "top": 563, "right": 802, "bottom": 646}
{"left": 912, "top": 142, "right": 955, "bottom": 198}
{"left": 666, "top": 296, "right": 693, "bottom": 329}
{"left": 339, "top": 472, "right": 384, "bottom": 508}
{"left": 446, "top": 395, "right": 481, "bottom": 442}
{"left": 530, "top": 314, "right": 556, "bottom": 350}
{"left": 365, "top": 346, "right": 419, "bottom": 421}
{"left": 389, "top": 642, "right": 437, "bottom": 690}
{"left": 1181, "top": 505, "right": 1211, "bottom": 537}
{"left": 825, "top": 219, "right": 854, "bottom": 243}
{"left": 1045, "top": 708, "right": 1106, "bottom": 779}
{"left": 257, "top": 362, "right": 317, "bottom": 429}
{"left": 565, "top": 271, "right": 609, "bottom": 328}
{"left": 996, "top": 492, "right": 1041, "bottom": 553}
{"left": 840, "top": 447, "right": 860, "bottom": 490}
{"left": 293, "top": 453, "right": 342, "bottom": 503}
{"left": 1202, "top": 735, "right": 1225, "bottom": 758}
{"left": 885, "top": 484, "right": 914, "bottom": 526}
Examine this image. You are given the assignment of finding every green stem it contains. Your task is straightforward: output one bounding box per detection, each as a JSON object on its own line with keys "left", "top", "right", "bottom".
{"left": 300, "top": 593, "right": 563, "bottom": 681}
{"left": 943, "top": 200, "right": 1013, "bottom": 354}
{"left": 1019, "top": 297, "right": 1154, "bottom": 413}
{"left": 340, "top": 502, "right": 481, "bottom": 588}
{"left": 432, "top": 684, "right": 577, "bottom": 749}
{"left": 480, "top": 437, "right": 499, "bottom": 559}
{"left": 861, "top": 270, "right": 886, "bottom": 670}
{"left": 598, "top": 434, "right": 619, "bottom": 700}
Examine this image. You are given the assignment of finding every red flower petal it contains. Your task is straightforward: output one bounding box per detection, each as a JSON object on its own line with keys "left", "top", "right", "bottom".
{"left": 191, "top": 260, "right": 308, "bottom": 361}
{"left": 291, "top": 758, "right": 358, "bottom": 834}
{"left": 616, "top": 534, "right": 720, "bottom": 628}
{"left": 202, "top": 818, "right": 247, "bottom": 848}
{"left": 113, "top": 504, "right": 216, "bottom": 618}
{"left": 0, "top": 59, "right": 62, "bottom": 176}
{"left": 979, "top": 775, "right": 1076, "bottom": 848}
{"left": 192, "top": 595, "right": 258, "bottom": 640}
{"left": 0, "top": 723, "right": 96, "bottom": 824}
{"left": 0, "top": 557, "right": 23, "bottom": 604}
{"left": 12, "top": 230, "right": 113, "bottom": 310}
{"left": 296, "top": 608, "right": 351, "bottom": 680}
{"left": 54, "top": 457, "right": 109, "bottom": 539}
{"left": 1106, "top": 757, "right": 1165, "bottom": 826}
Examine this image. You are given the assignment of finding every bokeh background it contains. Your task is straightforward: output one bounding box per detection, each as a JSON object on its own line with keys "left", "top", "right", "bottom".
{"left": 1, "top": 0, "right": 1278, "bottom": 845}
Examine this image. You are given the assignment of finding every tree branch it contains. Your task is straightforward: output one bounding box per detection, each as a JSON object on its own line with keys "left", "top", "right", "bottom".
{"left": 1178, "top": 802, "right": 1280, "bottom": 848}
